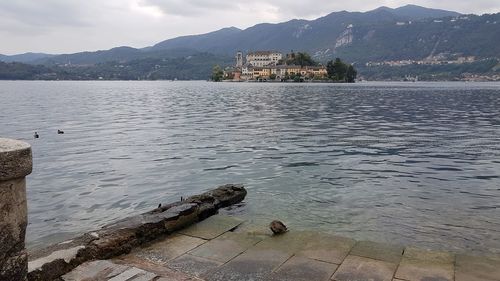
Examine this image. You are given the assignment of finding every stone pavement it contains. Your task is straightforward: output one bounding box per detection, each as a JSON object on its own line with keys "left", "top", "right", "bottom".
{"left": 62, "top": 215, "right": 500, "bottom": 281}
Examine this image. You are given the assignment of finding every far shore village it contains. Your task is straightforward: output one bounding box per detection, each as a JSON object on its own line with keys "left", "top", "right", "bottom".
{"left": 224, "top": 51, "right": 328, "bottom": 81}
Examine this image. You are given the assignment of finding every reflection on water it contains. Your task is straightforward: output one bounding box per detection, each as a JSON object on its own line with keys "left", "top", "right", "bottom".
{"left": 1, "top": 81, "right": 499, "bottom": 254}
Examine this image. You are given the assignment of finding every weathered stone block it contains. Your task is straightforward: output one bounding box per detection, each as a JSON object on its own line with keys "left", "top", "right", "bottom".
{"left": 265, "top": 256, "right": 337, "bottom": 281}
{"left": 332, "top": 255, "right": 397, "bottom": 281}
{"left": 179, "top": 215, "right": 244, "bottom": 239}
{"left": 350, "top": 241, "right": 404, "bottom": 264}
{"left": 124, "top": 234, "right": 207, "bottom": 265}
{"left": 168, "top": 254, "right": 223, "bottom": 277}
{"left": 0, "top": 178, "right": 27, "bottom": 260}
{"left": 203, "top": 248, "right": 291, "bottom": 281}
{"left": 0, "top": 138, "right": 32, "bottom": 181}
{"left": 455, "top": 254, "right": 500, "bottom": 281}
{"left": 395, "top": 247, "right": 454, "bottom": 281}
{"left": 0, "top": 138, "right": 32, "bottom": 281}
{"left": 254, "top": 231, "right": 355, "bottom": 264}
{"left": 189, "top": 232, "right": 263, "bottom": 263}
{"left": 62, "top": 260, "right": 129, "bottom": 280}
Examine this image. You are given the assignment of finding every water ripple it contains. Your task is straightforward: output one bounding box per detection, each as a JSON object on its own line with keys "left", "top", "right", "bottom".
{"left": 1, "top": 81, "right": 500, "bottom": 255}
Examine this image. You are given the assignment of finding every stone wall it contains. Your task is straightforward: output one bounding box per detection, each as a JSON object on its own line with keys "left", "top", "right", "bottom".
{"left": 0, "top": 138, "right": 33, "bottom": 281}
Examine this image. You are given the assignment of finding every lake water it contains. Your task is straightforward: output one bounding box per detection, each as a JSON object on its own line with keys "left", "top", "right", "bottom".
{"left": 1, "top": 81, "right": 500, "bottom": 254}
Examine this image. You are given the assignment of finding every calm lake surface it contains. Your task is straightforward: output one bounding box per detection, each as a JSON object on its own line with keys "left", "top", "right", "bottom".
{"left": 1, "top": 81, "right": 500, "bottom": 254}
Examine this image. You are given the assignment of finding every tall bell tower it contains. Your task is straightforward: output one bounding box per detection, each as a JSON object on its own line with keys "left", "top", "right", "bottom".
{"left": 236, "top": 51, "right": 243, "bottom": 68}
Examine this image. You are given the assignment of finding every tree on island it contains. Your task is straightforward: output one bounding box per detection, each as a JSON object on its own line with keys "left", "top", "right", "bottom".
{"left": 211, "top": 65, "right": 224, "bottom": 82}
{"left": 346, "top": 65, "right": 357, "bottom": 83}
{"left": 282, "top": 52, "right": 318, "bottom": 67}
{"left": 327, "top": 58, "right": 357, "bottom": 83}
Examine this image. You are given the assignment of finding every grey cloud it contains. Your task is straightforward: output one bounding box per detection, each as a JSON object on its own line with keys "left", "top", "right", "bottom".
{"left": 139, "top": 0, "right": 240, "bottom": 16}
{"left": 0, "top": 0, "right": 92, "bottom": 28}
{"left": 140, "top": 0, "right": 499, "bottom": 19}
{"left": 0, "top": 0, "right": 498, "bottom": 54}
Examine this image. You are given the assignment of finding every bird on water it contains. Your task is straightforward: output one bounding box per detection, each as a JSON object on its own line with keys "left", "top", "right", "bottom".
{"left": 58, "top": 130, "right": 64, "bottom": 134}
{"left": 34, "top": 132, "right": 39, "bottom": 139}
{"left": 269, "top": 220, "right": 287, "bottom": 235}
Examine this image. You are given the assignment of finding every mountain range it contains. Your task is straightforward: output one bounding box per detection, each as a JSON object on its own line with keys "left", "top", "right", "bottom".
{"left": 0, "top": 5, "right": 499, "bottom": 80}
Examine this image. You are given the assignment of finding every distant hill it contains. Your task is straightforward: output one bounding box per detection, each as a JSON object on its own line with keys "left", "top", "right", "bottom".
{"left": 1, "top": 5, "right": 499, "bottom": 81}
{"left": 31, "top": 47, "right": 205, "bottom": 65}
{"left": 0, "top": 52, "right": 233, "bottom": 81}
{"left": 10, "top": 5, "right": 475, "bottom": 66}
{"left": 0, "top": 52, "right": 55, "bottom": 63}
{"left": 374, "top": 4, "right": 461, "bottom": 20}
{"left": 151, "top": 6, "right": 499, "bottom": 63}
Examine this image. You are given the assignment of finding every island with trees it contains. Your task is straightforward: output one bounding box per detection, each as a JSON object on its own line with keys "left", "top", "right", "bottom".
{"left": 216, "top": 51, "right": 357, "bottom": 83}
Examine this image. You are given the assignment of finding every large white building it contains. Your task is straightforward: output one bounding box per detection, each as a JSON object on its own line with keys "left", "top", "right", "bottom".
{"left": 246, "top": 51, "right": 283, "bottom": 67}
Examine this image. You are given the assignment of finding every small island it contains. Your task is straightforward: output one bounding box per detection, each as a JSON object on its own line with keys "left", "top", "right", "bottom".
{"left": 212, "top": 51, "right": 357, "bottom": 83}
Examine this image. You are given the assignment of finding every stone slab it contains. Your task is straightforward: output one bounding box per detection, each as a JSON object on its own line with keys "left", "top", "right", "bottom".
{"left": 455, "top": 254, "right": 500, "bottom": 281}
{"left": 108, "top": 267, "right": 150, "bottom": 281}
{"left": 265, "top": 256, "right": 338, "bottom": 281}
{"left": 113, "top": 256, "right": 203, "bottom": 281}
{"left": 179, "top": 215, "right": 244, "bottom": 239}
{"left": 128, "top": 271, "right": 157, "bottom": 281}
{"left": 350, "top": 241, "right": 404, "bottom": 264}
{"left": 168, "top": 254, "right": 223, "bottom": 277}
{"left": 295, "top": 232, "right": 355, "bottom": 264}
{"left": 202, "top": 248, "right": 292, "bottom": 281}
{"left": 62, "top": 260, "right": 129, "bottom": 280}
{"left": 395, "top": 247, "right": 454, "bottom": 281}
{"left": 125, "top": 234, "right": 207, "bottom": 264}
{"left": 254, "top": 231, "right": 355, "bottom": 264}
{"left": 64, "top": 261, "right": 159, "bottom": 281}
{"left": 189, "top": 232, "right": 263, "bottom": 263}
{"left": 332, "top": 255, "right": 398, "bottom": 281}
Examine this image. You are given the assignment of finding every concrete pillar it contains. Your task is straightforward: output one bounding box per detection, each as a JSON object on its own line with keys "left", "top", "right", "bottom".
{"left": 0, "top": 138, "right": 32, "bottom": 281}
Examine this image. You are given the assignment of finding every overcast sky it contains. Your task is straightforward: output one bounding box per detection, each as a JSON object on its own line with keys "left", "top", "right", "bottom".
{"left": 1, "top": 0, "right": 498, "bottom": 55}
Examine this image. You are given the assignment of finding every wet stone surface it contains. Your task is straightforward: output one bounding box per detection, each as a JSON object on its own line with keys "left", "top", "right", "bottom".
{"left": 332, "top": 255, "right": 398, "bottom": 281}
{"left": 265, "top": 255, "right": 337, "bottom": 281}
{"left": 57, "top": 214, "right": 500, "bottom": 281}
{"left": 168, "top": 254, "right": 223, "bottom": 278}
{"left": 202, "top": 248, "right": 292, "bottom": 281}
{"left": 455, "top": 254, "right": 500, "bottom": 281}
{"left": 124, "top": 234, "right": 207, "bottom": 264}
{"left": 62, "top": 259, "right": 199, "bottom": 281}
{"left": 188, "top": 232, "right": 263, "bottom": 263}
{"left": 254, "top": 231, "right": 355, "bottom": 264}
{"left": 395, "top": 247, "right": 454, "bottom": 281}
{"left": 179, "top": 215, "right": 244, "bottom": 240}
{"left": 350, "top": 240, "right": 405, "bottom": 264}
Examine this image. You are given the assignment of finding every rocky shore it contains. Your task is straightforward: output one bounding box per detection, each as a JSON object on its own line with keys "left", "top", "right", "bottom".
{"left": 27, "top": 184, "right": 247, "bottom": 281}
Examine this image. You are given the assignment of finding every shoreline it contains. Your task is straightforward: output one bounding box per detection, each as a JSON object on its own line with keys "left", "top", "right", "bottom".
{"left": 1, "top": 79, "right": 500, "bottom": 85}
{"left": 39, "top": 214, "right": 500, "bottom": 281}
{"left": 25, "top": 185, "right": 500, "bottom": 280}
